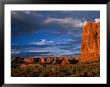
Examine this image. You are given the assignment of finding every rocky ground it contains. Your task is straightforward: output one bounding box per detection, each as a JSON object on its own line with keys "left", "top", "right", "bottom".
{"left": 11, "top": 60, "right": 100, "bottom": 77}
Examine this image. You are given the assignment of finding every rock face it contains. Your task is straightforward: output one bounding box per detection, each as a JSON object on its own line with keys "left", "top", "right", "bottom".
{"left": 12, "top": 57, "right": 79, "bottom": 65}
{"left": 61, "top": 57, "right": 70, "bottom": 65}
{"left": 23, "top": 58, "right": 39, "bottom": 64}
{"left": 45, "top": 57, "right": 54, "bottom": 64}
{"left": 80, "top": 22, "right": 100, "bottom": 62}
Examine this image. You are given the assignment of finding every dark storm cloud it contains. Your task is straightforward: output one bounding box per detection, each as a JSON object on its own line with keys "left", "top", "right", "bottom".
{"left": 11, "top": 11, "right": 85, "bottom": 37}
{"left": 11, "top": 11, "right": 100, "bottom": 36}
{"left": 11, "top": 11, "right": 46, "bottom": 36}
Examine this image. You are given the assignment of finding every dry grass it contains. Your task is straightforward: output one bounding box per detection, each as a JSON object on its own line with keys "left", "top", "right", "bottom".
{"left": 11, "top": 60, "right": 100, "bottom": 77}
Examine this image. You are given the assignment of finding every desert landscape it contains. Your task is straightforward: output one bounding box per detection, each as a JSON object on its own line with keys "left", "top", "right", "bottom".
{"left": 11, "top": 21, "right": 100, "bottom": 77}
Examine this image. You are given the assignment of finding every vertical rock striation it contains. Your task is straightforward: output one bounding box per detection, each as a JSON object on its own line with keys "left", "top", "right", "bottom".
{"left": 80, "top": 22, "right": 100, "bottom": 62}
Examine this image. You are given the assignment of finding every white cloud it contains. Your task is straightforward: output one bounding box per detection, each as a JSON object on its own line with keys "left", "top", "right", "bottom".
{"left": 41, "top": 39, "right": 46, "bottom": 43}
{"left": 43, "top": 17, "right": 83, "bottom": 28}
{"left": 82, "top": 18, "right": 100, "bottom": 26}
{"left": 95, "top": 19, "right": 100, "bottom": 23}
{"left": 31, "top": 39, "right": 54, "bottom": 45}
{"left": 32, "top": 41, "right": 45, "bottom": 45}
{"left": 48, "top": 41, "right": 54, "bottom": 43}
{"left": 27, "top": 50, "right": 49, "bottom": 53}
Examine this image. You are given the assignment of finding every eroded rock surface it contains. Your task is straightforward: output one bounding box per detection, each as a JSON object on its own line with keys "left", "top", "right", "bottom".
{"left": 80, "top": 22, "right": 100, "bottom": 62}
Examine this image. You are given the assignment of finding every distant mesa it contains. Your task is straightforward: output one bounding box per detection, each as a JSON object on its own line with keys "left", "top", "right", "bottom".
{"left": 11, "top": 56, "right": 79, "bottom": 65}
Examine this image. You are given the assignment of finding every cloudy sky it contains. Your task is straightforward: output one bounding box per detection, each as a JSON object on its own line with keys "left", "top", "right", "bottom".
{"left": 11, "top": 11, "right": 100, "bottom": 58}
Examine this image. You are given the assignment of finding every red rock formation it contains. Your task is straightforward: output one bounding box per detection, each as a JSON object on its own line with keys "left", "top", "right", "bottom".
{"left": 56, "top": 58, "right": 63, "bottom": 64}
{"left": 45, "top": 57, "right": 54, "bottom": 64}
{"left": 80, "top": 22, "right": 100, "bottom": 62}
{"left": 39, "top": 58, "right": 46, "bottom": 64}
{"left": 61, "top": 57, "right": 70, "bottom": 65}
{"left": 23, "top": 58, "right": 39, "bottom": 64}
{"left": 12, "top": 56, "right": 80, "bottom": 65}
{"left": 52, "top": 58, "right": 58, "bottom": 64}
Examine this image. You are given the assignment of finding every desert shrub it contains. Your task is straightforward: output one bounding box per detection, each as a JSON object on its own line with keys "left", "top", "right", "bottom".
{"left": 69, "top": 59, "right": 79, "bottom": 64}
{"left": 11, "top": 61, "right": 100, "bottom": 77}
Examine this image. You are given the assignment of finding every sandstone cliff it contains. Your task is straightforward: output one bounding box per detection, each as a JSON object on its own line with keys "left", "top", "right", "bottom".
{"left": 80, "top": 22, "right": 100, "bottom": 62}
